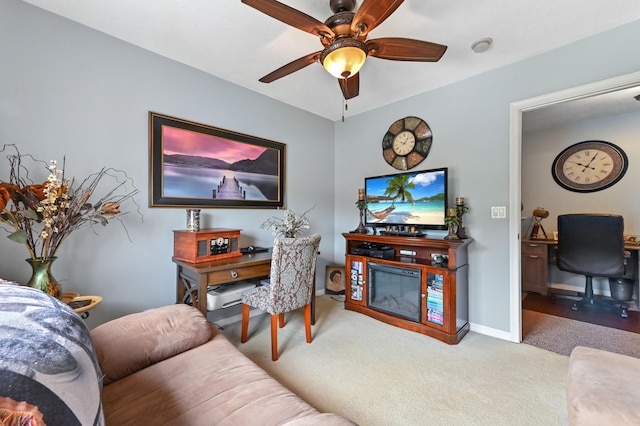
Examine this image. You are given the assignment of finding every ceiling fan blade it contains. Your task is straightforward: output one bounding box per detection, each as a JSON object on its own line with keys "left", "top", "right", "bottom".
{"left": 351, "top": 0, "right": 405, "bottom": 37}
{"left": 338, "top": 73, "right": 360, "bottom": 99}
{"left": 259, "top": 51, "right": 321, "bottom": 83}
{"left": 242, "top": 0, "right": 334, "bottom": 39}
{"left": 367, "top": 38, "right": 447, "bottom": 61}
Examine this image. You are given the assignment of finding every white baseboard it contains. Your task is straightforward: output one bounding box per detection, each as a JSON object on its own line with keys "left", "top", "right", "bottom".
{"left": 470, "top": 322, "right": 511, "bottom": 341}
{"left": 213, "top": 290, "right": 524, "bottom": 343}
{"left": 217, "top": 309, "right": 515, "bottom": 343}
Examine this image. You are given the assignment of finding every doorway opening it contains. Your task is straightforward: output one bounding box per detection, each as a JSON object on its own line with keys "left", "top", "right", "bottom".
{"left": 509, "top": 70, "right": 640, "bottom": 343}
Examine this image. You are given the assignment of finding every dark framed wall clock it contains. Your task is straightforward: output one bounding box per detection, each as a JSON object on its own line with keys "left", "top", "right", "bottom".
{"left": 551, "top": 140, "right": 628, "bottom": 193}
{"left": 382, "top": 116, "right": 432, "bottom": 170}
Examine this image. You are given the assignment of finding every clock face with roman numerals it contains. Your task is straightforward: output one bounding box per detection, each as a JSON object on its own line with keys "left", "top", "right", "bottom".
{"left": 551, "top": 140, "right": 628, "bottom": 193}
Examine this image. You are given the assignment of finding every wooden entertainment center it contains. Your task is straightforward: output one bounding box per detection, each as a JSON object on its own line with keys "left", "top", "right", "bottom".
{"left": 343, "top": 233, "right": 472, "bottom": 344}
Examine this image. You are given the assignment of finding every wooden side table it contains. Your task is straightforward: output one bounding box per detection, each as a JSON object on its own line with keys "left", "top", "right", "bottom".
{"left": 62, "top": 292, "right": 103, "bottom": 318}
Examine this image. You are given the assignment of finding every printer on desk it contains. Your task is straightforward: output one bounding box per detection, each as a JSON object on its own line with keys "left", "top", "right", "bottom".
{"left": 206, "top": 282, "right": 256, "bottom": 311}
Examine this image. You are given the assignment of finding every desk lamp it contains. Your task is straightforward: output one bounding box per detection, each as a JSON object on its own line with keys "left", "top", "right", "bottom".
{"left": 530, "top": 208, "right": 549, "bottom": 239}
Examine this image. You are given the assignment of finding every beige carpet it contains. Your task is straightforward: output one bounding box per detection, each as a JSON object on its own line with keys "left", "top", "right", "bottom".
{"left": 221, "top": 296, "right": 569, "bottom": 426}
{"left": 522, "top": 309, "right": 640, "bottom": 358}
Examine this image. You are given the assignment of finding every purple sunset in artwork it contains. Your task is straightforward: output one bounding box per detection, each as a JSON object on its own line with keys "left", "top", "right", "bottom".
{"left": 160, "top": 125, "right": 280, "bottom": 202}
{"left": 163, "top": 126, "right": 267, "bottom": 163}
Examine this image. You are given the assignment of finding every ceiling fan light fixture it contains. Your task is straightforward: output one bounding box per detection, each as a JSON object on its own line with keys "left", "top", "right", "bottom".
{"left": 321, "top": 38, "right": 367, "bottom": 79}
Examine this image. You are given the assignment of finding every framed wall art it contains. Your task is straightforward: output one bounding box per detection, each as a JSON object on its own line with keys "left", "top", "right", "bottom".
{"left": 325, "top": 265, "right": 346, "bottom": 295}
{"left": 149, "top": 112, "right": 285, "bottom": 208}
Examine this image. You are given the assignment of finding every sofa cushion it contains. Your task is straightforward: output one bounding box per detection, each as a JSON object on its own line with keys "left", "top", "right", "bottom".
{"left": 101, "top": 328, "right": 355, "bottom": 425}
{"left": 0, "top": 284, "right": 104, "bottom": 425}
{"left": 567, "top": 346, "right": 640, "bottom": 425}
{"left": 91, "top": 304, "right": 211, "bottom": 385}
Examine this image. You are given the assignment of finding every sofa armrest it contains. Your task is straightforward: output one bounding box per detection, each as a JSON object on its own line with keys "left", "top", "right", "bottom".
{"left": 91, "top": 304, "right": 212, "bottom": 385}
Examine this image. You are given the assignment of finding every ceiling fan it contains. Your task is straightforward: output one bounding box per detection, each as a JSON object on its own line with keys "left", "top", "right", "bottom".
{"left": 241, "top": 0, "right": 447, "bottom": 100}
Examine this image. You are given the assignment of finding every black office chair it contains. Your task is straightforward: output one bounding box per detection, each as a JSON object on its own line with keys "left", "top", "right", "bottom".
{"left": 551, "top": 214, "right": 629, "bottom": 318}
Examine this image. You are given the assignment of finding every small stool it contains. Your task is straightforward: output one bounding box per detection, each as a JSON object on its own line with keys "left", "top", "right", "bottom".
{"left": 567, "top": 346, "right": 640, "bottom": 425}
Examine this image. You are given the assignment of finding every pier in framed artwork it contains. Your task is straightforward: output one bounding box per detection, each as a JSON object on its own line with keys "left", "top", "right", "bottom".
{"left": 149, "top": 112, "right": 285, "bottom": 209}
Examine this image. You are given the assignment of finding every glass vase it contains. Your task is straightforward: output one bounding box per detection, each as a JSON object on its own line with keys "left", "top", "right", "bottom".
{"left": 186, "top": 208, "right": 201, "bottom": 231}
{"left": 26, "top": 257, "right": 61, "bottom": 299}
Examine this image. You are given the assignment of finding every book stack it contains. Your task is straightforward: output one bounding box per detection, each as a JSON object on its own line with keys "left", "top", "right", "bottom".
{"left": 350, "top": 260, "right": 364, "bottom": 301}
{"left": 427, "top": 273, "right": 444, "bottom": 325}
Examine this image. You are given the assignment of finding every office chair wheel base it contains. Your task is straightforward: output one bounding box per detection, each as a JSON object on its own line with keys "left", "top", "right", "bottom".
{"left": 621, "top": 308, "right": 629, "bottom": 319}
{"left": 571, "top": 303, "right": 579, "bottom": 311}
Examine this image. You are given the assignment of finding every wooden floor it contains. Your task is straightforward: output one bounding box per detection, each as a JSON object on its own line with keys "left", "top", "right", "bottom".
{"left": 522, "top": 291, "right": 640, "bottom": 334}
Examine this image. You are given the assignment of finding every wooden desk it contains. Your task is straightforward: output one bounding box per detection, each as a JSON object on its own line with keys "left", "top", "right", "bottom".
{"left": 521, "top": 238, "right": 639, "bottom": 305}
{"left": 172, "top": 251, "right": 316, "bottom": 323}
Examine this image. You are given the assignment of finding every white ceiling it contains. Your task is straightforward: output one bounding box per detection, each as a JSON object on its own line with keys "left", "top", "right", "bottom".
{"left": 20, "top": 0, "right": 640, "bottom": 122}
{"left": 523, "top": 86, "right": 640, "bottom": 133}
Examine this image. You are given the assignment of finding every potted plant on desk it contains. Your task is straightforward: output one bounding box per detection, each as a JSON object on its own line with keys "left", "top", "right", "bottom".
{"left": 260, "top": 206, "right": 314, "bottom": 238}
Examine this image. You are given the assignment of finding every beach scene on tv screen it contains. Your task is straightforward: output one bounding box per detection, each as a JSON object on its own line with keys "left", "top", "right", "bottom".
{"left": 366, "top": 170, "right": 446, "bottom": 226}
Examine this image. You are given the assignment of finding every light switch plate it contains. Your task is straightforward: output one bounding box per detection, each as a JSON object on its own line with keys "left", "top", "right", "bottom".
{"left": 491, "top": 206, "right": 507, "bottom": 219}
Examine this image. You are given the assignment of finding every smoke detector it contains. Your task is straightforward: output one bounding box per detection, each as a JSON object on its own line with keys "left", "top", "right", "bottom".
{"left": 471, "top": 38, "right": 493, "bottom": 53}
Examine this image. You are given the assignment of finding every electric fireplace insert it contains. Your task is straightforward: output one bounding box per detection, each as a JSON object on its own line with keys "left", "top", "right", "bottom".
{"left": 367, "top": 262, "right": 421, "bottom": 322}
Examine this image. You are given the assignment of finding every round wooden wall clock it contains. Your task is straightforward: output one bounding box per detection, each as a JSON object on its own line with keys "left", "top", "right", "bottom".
{"left": 382, "top": 116, "right": 432, "bottom": 170}
{"left": 551, "top": 140, "right": 628, "bottom": 193}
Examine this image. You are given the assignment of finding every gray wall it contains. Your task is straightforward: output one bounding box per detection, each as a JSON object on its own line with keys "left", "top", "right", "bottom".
{"left": 0, "top": 0, "right": 335, "bottom": 328}
{"left": 333, "top": 21, "right": 640, "bottom": 333}
{"left": 3, "top": 0, "right": 640, "bottom": 336}
{"left": 522, "top": 111, "right": 640, "bottom": 293}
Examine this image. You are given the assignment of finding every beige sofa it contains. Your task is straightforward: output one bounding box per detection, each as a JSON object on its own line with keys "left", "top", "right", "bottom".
{"left": 91, "top": 303, "right": 355, "bottom": 425}
{"left": 567, "top": 346, "right": 640, "bottom": 425}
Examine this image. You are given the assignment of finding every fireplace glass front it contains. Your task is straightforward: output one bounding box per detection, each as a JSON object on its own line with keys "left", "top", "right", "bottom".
{"left": 367, "top": 262, "right": 421, "bottom": 322}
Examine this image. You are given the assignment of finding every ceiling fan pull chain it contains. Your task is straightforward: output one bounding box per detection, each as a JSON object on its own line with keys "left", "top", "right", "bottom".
{"left": 342, "top": 99, "right": 349, "bottom": 122}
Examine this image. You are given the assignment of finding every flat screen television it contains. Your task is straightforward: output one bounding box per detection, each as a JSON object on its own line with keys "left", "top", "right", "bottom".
{"left": 364, "top": 167, "right": 448, "bottom": 232}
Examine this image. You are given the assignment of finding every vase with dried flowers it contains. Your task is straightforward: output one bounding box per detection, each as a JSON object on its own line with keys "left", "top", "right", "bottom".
{"left": 0, "top": 145, "right": 141, "bottom": 298}
{"left": 260, "top": 206, "right": 314, "bottom": 238}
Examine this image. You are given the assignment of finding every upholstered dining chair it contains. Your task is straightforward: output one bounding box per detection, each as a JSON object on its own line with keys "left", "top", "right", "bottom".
{"left": 241, "top": 234, "right": 321, "bottom": 361}
{"left": 551, "top": 214, "right": 628, "bottom": 317}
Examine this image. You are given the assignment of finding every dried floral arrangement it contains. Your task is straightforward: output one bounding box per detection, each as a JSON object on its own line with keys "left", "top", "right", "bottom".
{"left": 0, "top": 144, "right": 141, "bottom": 259}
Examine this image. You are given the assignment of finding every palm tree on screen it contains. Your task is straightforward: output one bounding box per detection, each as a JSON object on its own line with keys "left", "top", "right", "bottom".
{"left": 384, "top": 175, "right": 415, "bottom": 205}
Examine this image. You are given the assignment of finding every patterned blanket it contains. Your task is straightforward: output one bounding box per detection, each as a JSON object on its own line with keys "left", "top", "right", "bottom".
{"left": 0, "top": 284, "right": 104, "bottom": 425}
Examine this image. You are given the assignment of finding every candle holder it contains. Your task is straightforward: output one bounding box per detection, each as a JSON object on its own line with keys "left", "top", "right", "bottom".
{"left": 455, "top": 198, "right": 469, "bottom": 239}
{"left": 444, "top": 208, "right": 460, "bottom": 240}
{"left": 351, "top": 199, "right": 368, "bottom": 234}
